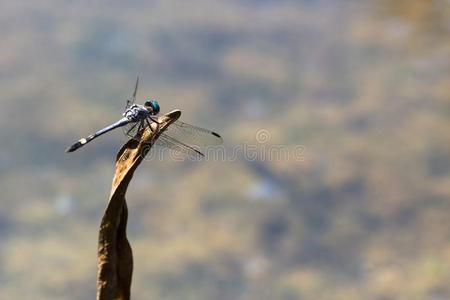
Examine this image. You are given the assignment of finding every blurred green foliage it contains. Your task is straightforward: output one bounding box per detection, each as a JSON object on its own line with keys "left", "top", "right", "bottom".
{"left": 0, "top": 0, "right": 449, "bottom": 299}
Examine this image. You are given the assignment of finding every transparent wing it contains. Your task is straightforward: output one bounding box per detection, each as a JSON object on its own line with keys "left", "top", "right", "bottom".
{"left": 163, "top": 120, "right": 223, "bottom": 146}
{"left": 122, "top": 117, "right": 221, "bottom": 159}
{"left": 155, "top": 133, "right": 204, "bottom": 159}
{"left": 125, "top": 76, "right": 139, "bottom": 109}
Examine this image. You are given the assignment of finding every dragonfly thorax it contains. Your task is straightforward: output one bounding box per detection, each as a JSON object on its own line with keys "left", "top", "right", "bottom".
{"left": 123, "top": 104, "right": 150, "bottom": 122}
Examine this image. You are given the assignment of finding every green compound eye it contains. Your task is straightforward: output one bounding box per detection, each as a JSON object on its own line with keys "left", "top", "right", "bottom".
{"left": 151, "top": 100, "right": 160, "bottom": 114}
{"left": 144, "top": 100, "right": 160, "bottom": 114}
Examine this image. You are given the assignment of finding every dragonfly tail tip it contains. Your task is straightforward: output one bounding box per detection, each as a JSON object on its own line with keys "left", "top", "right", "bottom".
{"left": 65, "top": 143, "right": 80, "bottom": 153}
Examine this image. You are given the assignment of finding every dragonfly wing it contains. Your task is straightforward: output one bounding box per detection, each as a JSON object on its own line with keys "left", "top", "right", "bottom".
{"left": 126, "top": 76, "right": 139, "bottom": 109}
{"left": 163, "top": 120, "right": 223, "bottom": 146}
{"left": 155, "top": 133, "right": 204, "bottom": 159}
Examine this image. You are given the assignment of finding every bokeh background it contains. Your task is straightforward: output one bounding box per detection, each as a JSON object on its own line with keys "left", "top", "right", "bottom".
{"left": 1, "top": 1, "right": 450, "bottom": 299}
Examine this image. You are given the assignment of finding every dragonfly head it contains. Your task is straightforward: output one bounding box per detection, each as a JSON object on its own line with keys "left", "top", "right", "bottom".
{"left": 144, "top": 99, "right": 160, "bottom": 115}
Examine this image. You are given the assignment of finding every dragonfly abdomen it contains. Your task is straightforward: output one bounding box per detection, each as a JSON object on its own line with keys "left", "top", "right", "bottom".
{"left": 65, "top": 117, "right": 130, "bottom": 153}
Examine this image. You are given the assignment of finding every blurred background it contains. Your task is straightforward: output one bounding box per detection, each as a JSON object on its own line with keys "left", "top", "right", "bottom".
{"left": 1, "top": 0, "right": 449, "bottom": 299}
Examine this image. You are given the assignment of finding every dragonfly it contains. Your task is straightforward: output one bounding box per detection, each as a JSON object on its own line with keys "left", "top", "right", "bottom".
{"left": 65, "top": 77, "right": 222, "bottom": 158}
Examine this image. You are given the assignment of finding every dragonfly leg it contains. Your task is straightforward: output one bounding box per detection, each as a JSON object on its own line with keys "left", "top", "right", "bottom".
{"left": 149, "top": 116, "right": 160, "bottom": 124}
{"left": 138, "top": 120, "right": 145, "bottom": 136}
{"left": 146, "top": 119, "right": 155, "bottom": 133}
{"left": 132, "top": 121, "right": 144, "bottom": 139}
{"left": 126, "top": 122, "right": 139, "bottom": 136}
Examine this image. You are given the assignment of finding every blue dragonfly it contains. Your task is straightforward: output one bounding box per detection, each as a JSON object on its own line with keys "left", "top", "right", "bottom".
{"left": 66, "top": 78, "right": 222, "bottom": 158}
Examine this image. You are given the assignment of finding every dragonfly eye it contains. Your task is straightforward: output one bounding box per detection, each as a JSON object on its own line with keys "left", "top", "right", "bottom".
{"left": 145, "top": 100, "right": 160, "bottom": 115}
